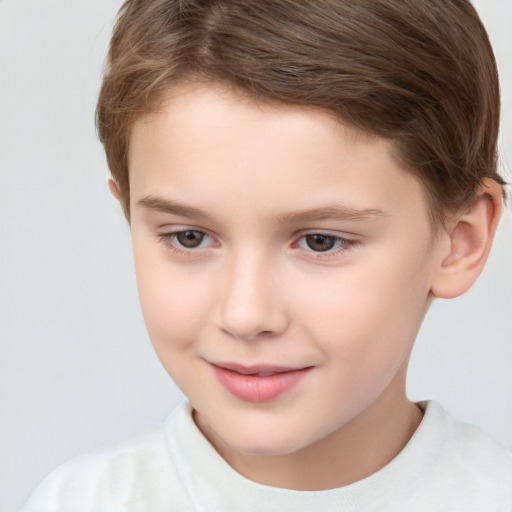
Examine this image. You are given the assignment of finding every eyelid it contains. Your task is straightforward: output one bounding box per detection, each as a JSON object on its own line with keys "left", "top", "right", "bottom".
{"left": 157, "top": 225, "right": 216, "bottom": 241}
{"left": 156, "top": 226, "right": 360, "bottom": 261}
{"left": 293, "top": 228, "right": 358, "bottom": 244}
{"left": 292, "top": 231, "right": 359, "bottom": 259}
{"left": 156, "top": 227, "right": 218, "bottom": 257}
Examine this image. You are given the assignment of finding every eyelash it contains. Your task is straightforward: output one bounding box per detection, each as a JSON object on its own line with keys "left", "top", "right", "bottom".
{"left": 156, "top": 229, "right": 359, "bottom": 261}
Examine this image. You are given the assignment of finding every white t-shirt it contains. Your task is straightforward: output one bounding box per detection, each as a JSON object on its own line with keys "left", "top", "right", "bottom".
{"left": 23, "top": 400, "right": 512, "bottom": 512}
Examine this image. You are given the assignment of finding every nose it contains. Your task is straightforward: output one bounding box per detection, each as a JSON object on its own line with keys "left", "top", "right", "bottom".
{"left": 216, "top": 252, "right": 289, "bottom": 341}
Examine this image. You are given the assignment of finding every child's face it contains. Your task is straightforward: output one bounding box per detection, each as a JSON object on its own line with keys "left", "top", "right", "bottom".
{"left": 128, "top": 83, "right": 443, "bottom": 459}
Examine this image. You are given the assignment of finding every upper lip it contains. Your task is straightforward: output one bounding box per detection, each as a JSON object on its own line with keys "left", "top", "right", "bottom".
{"left": 210, "top": 361, "right": 311, "bottom": 375}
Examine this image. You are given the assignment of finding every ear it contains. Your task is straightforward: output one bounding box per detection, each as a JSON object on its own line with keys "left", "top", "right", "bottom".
{"left": 107, "top": 177, "right": 122, "bottom": 200}
{"left": 430, "top": 178, "right": 503, "bottom": 299}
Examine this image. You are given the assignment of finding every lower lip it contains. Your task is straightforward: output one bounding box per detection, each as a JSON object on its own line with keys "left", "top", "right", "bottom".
{"left": 211, "top": 365, "right": 312, "bottom": 402}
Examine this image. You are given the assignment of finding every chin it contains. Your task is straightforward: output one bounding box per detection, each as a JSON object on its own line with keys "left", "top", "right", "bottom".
{"left": 214, "top": 421, "right": 314, "bottom": 458}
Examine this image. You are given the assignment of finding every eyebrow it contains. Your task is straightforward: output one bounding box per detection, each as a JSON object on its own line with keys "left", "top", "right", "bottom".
{"left": 138, "top": 196, "right": 212, "bottom": 222}
{"left": 273, "top": 205, "right": 385, "bottom": 224}
{"left": 137, "top": 195, "right": 385, "bottom": 224}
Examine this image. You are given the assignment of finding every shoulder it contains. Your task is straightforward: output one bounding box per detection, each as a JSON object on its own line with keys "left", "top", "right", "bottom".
{"left": 407, "top": 400, "right": 512, "bottom": 509}
{"left": 425, "top": 400, "right": 512, "bottom": 471}
{"left": 22, "top": 403, "right": 194, "bottom": 512}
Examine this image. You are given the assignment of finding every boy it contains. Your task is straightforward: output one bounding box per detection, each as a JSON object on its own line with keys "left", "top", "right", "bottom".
{"left": 24, "top": 0, "right": 511, "bottom": 510}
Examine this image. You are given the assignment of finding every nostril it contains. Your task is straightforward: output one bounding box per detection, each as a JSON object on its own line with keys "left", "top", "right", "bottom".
{"left": 221, "top": 327, "right": 274, "bottom": 341}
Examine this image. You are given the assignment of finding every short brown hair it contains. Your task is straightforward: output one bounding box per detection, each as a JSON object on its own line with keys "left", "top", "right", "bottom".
{"left": 96, "top": 0, "right": 505, "bottom": 224}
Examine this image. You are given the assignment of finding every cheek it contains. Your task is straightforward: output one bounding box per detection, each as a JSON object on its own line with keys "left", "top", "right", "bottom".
{"left": 298, "top": 253, "right": 430, "bottom": 370}
{"left": 132, "top": 244, "right": 211, "bottom": 354}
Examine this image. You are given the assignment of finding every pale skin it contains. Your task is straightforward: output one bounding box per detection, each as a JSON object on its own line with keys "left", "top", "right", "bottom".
{"left": 109, "top": 82, "right": 502, "bottom": 491}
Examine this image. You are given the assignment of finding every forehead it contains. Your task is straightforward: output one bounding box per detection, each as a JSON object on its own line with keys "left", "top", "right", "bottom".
{"left": 128, "top": 83, "right": 431, "bottom": 228}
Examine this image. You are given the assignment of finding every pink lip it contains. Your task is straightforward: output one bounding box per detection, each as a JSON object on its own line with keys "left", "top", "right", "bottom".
{"left": 212, "top": 361, "right": 304, "bottom": 374}
{"left": 210, "top": 362, "right": 312, "bottom": 402}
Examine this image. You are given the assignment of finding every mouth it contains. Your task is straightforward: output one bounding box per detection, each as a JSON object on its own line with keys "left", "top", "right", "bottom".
{"left": 209, "top": 361, "right": 313, "bottom": 402}
{"left": 211, "top": 361, "right": 308, "bottom": 375}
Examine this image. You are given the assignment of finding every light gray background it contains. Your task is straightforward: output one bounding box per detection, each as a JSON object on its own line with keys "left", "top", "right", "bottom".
{"left": 0, "top": 1, "right": 510, "bottom": 510}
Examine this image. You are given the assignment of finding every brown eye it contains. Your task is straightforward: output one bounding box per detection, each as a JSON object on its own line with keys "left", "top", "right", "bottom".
{"left": 176, "top": 230, "right": 205, "bottom": 248}
{"left": 304, "top": 234, "right": 338, "bottom": 252}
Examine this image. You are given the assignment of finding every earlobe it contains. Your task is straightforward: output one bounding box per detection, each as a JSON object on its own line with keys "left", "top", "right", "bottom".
{"left": 108, "top": 177, "right": 122, "bottom": 200}
{"left": 430, "top": 178, "right": 503, "bottom": 299}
